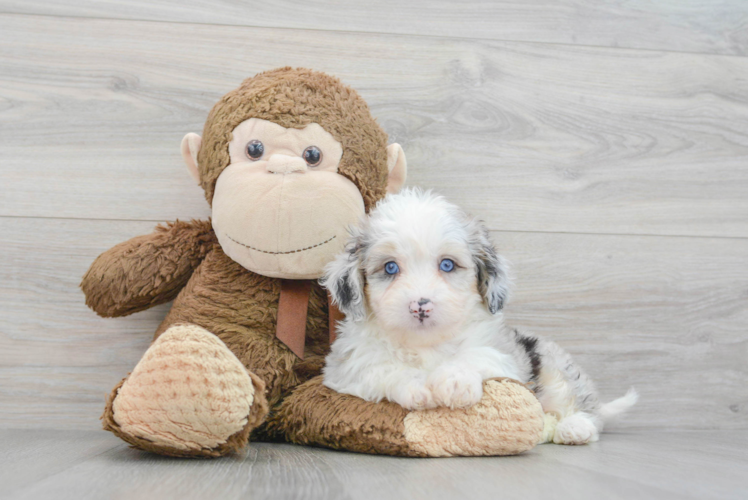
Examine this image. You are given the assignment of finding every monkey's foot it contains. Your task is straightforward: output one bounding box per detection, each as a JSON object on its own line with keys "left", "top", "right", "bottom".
{"left": 102, "top": 324, "right": 268, "bottom": 457}
{"left": 267, "top": 377, "right": 544, "bottom": 457}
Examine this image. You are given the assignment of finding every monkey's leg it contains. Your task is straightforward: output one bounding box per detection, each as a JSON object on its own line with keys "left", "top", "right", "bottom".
{"left": 267, "top": 377, "right": 545, "bottom": 457}
{"left": 102, "top": 324, "right": 268, "bottom": 458}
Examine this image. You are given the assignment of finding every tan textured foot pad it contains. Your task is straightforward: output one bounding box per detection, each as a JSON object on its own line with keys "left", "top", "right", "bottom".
{"left": 102, "top": 324, "right": 268, "bottom": 458}
{"left": 269, "top": 376, "right": 544, "bottom": 457}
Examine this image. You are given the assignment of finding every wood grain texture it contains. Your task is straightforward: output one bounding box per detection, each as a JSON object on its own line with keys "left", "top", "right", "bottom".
{"left": 1, "top": 1, "right": 747, "bottom": 56}
{"left": 1, "top": 6, "right": 747, "bottom": 445}
{"left": 1, "top": 15, "right": 748, "bottom": 237}
{"left": 3, "top": 430, "right": 747, "bottom": 500}
{"left": 0, "top": 429, "right": 121, "bottom": 498}
{"left": 1, "top": 217, "right": 745, "bottom": 431}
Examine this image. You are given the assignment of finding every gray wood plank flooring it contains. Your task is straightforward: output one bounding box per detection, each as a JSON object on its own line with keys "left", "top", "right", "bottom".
{"left": 1, "top": 430, "right": 746, "bottom": 500}
{"left": 1, "top": 1, "right": 747, "bottom": 56}
{"left": 2, "top": 216, "right": 746, "bottom": 431}
{"left": 1, "top": 3, "right": 747, "bottom": 495}
{"left": 1, "top": 15, "right": 748, "bottom": 237}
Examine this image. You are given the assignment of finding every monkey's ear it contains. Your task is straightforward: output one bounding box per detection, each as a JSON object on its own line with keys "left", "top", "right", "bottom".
{"left": 181, "top": 133, "right": 202, "bottom": 184}
{"left": 469, "top": 221, "right": 511, "bottom": 314}
{"left": 386, "top": 143, "right": 407, "bottom": 194}
{"left": 320, "top": 236, "right": 367, "bottom": 321}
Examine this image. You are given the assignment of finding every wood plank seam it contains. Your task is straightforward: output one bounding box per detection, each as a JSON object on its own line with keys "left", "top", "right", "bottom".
{"left": 0, "top": 11, "right": 747, "bottom": 60}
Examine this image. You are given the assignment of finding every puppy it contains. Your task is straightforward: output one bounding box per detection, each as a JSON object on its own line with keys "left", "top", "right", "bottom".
{"left": 321, "top": 188, "right": 637, "bottom": 445}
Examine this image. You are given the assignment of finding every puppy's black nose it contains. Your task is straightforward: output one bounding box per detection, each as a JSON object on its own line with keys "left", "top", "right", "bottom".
{"left": 409, "top": 298, "right": 433, "bottom": 321}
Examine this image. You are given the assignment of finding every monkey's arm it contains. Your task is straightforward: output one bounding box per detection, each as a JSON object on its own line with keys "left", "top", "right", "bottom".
{"left": 81, "top": 219, "right": 215, "bottom": 318}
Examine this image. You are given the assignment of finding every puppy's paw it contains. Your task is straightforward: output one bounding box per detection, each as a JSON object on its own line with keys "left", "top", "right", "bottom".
{"left": 390, "top": 380, "right": 436, "bottom": 410}
{"left": 553, "top": 413, "right": 599, "bottom": 445}
{"left": 427, "top": 368, "right": 483, "bottom": 409}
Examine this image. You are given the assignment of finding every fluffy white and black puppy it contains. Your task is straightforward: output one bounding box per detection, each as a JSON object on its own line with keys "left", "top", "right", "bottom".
{"left": 321, "top": 188, "right": 637, "bottom": 445}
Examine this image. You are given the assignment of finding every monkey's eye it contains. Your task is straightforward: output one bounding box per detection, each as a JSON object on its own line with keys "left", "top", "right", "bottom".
{"left": 246, "top": 140, "right": 264, "bottom": 160}
{"left": 439, "top": 259, "right": 455, "bottom": 272}
{"left": 384, "top": 261, "right": 399, "bottom": 275}
{"left": 303, "top": 146, "right": 322, "bottom": 166}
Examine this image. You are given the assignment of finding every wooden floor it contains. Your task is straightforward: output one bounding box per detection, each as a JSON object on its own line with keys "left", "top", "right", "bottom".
{"left": 0, "top": 1, "right": 747, "bottom": 498}
{"left": 0, "top": 429, "right": 746, "bottom": 500}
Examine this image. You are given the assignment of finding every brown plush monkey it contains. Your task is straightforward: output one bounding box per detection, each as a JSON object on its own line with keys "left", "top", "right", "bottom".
{"left": 82, "top": 67, "right": 543, "bottom": 458}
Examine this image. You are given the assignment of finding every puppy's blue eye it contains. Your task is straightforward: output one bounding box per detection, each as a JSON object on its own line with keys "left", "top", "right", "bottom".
{"left": 384, "top": 261, "right": 399, "bottom": 275}
{"left": 439, "top": 259, "right": 455, "bottom": 272}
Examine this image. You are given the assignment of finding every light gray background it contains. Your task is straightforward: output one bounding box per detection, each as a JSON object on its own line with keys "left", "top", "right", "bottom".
{"left": 0, "top": 1, "right": 746, "bottom": 499}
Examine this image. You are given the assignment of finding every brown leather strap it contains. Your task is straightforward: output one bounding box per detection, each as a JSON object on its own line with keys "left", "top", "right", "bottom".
{"left": 328, "top": 293, "right": 344, "bottom": 344}
{"left": 276, "top": 279, "right": 311, "bottom": 359}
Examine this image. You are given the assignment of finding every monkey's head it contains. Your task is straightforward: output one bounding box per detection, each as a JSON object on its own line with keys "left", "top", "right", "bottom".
{"left": 181, "top": 67, "right": 407, "bottom": 279}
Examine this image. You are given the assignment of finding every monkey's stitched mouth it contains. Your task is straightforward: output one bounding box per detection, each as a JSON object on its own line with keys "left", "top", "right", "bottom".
{"left": 226, "top": 234, "right": 336, "bottom": 255}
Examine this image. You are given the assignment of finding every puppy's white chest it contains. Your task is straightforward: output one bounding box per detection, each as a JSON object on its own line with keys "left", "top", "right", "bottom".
{"left": 393, "top": 345, "right": 452, "bottom": 371}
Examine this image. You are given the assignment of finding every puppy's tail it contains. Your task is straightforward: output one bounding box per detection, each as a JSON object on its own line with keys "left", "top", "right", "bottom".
{"left": 599, "top": 387, "right": 638, "bottom": 423}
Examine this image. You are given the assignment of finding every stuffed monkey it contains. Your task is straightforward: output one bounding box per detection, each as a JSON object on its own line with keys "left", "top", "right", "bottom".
{"left": 82, "top": 67, "right": 543, "bottom": 458}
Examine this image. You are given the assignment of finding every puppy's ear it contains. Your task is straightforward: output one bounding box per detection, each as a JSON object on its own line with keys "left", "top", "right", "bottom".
{"left": 321, "top": 231, "right": 367, "bottom": 321}
{"left": 469, "top": 221, "right": 510, "bottom": 314}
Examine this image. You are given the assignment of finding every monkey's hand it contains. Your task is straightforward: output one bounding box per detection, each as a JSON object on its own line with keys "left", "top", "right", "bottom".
{"left": 81, "top": 219, "right": 215, "bottom": 317}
